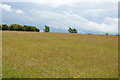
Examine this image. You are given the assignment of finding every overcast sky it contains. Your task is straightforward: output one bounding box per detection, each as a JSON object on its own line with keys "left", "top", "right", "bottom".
{"left": 0, "top": 0, "right": 118, "bottom": 34}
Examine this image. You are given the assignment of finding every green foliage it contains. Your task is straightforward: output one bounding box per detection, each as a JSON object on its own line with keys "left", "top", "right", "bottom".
{"left": 1, "top": 24, "right": 40, "bottom": 32}
{"left": 0, "top": 25, "right": 2, "bottom": 30}
{"left": 105, "top": 33, "right": 108, "bottom": 35}
{"left": 44, "top": 25, "right": 50, "bottom": 32}
{"left": 9, "top": 24, "right": 22, "bottom": 31}
{"left": 73, "top": 28, "right": 77, "bottom": 33}
{"left": 23, "top": 25, "right": 40, "bottom": 32}
{"left": 2, "top": 24, "right": 9, "bottom": 30}
{"left": 68, "top": 28, "right": 72, "bottom": 33}
{"left": 68, "top": 28, "right": 77, "bottom": 33}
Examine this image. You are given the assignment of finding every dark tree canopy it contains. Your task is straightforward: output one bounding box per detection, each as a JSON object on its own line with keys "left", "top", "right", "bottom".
{"left": 44, "top": 25, "right": 50, "bottom": 32}
{"left": 68, "top": 28, "right": 77, "bottom": 33}
{"left": 0, "top": 25, "right": 1, "bottom": 30}
{"left": 0, "top": 24, "right": 40, "bottom": 32}
{"left": 105, "top": 33, "right": 108, "bottom": 35}
{"left": 2, "top": 24, "right": 9, "bottom": 30}
{"left": 0, "top": 24, "right": 79, "bottom": 34}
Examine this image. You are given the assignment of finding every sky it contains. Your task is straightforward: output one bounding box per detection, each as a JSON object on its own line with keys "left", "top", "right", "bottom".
{"left": 0, "top": 0, "right": 119, "bottom": 34}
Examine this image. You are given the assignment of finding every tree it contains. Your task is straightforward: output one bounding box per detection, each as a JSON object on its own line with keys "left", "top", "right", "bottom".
{"left": 73, "top": 28, "right": 77, "bottom": 33}
{"left": 23, "top": 25, "right": 40, "bottom": 32}
{"left": 0, "top": 25, "right": 2, "bottom": 30}
{"left": 30, "top": 26, "right": 40, "bottom": 32}
{"left": 9, "top": 24, "right": 20, "bottom": 31}
{"left": 44, "top": 25, "right": 50, "bottom": 32}
{"left": 34, "top": 27, "right": 40, "bottom": 32}
{"left": 16, "top": 24, "right": 24, "bottom": 31}
{"left": 68, "top": 28, "right": 77, "bottom": 33}
{"left": 1, "top": 24, "right": 40, "bottom": 32}
{"left": 2, "top": 24, "right": 9, "bottom": 30}
{"left": 105, "top": 33, "right": 108, "bottom": 35}
{"left": 68, "top": 28, "right": 72, "bottom": 33}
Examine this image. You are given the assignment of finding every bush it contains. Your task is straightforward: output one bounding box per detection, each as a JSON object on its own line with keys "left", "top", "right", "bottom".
{"left": 105, "top": 33, "right": 108, "bottom": 35}
{"left": 44, "top": 25, "right": 50, "bottom": 32}
{"left": 2, "top": 24, "right": 9, "bottom": 30}
{"left": 1, "top": 24, "right": 40, "bottom": 32}
{"left": 68, "top": 28, "right": 77, "bottom": 33}
{"left": 0, "top": 25, "right": 2, "bottom": 30}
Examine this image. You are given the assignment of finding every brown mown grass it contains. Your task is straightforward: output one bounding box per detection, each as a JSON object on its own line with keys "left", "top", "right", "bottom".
{"left": 2, "top": 31, "right": 118, "bottom": 78}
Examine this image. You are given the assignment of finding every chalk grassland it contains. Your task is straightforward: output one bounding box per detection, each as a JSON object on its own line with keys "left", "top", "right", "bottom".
{"left": 2, "top": 31, "right": 118, "bottom": 78}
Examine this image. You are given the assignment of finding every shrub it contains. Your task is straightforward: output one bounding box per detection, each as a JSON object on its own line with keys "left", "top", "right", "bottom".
{"left": 0, "top": 25, "right": 2, "bottom": 30}
{"left": 1, "top": 24, "right": 40, "bottom": 32}
{"left": 68, "top": 28, "right": 77, "bottom": 33}
{"left": 2, "top": 24, "right": 9, "bottom": 30}
{"left": 105, "top": 33, "right": 108, "bottom": 35}
{"left": 44, "top": 25, "right": 50, "bottom": 32}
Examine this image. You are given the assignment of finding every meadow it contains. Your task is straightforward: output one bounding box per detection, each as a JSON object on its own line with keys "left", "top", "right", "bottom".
{"left": 2, "top": 31, "right": 118, "bottom": 78}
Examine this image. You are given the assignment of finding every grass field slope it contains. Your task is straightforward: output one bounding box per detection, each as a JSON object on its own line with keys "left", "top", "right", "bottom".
{"left": 2, "top": 31, "right": 118, "bottom": 78}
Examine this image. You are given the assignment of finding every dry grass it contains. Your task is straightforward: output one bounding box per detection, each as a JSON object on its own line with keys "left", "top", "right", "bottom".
{"left": 2, "top": 31, "right": 118, "bottom": 78}
{"left": 0, "top": 31, "right": 2, "bottom": 79}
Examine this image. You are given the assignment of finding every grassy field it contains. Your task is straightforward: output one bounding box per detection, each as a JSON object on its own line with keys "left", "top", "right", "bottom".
{"left": 2, "top": 31, "right": 118, "bottom": 78}
{"left": 0, "top": 31, "right": 2, "bottom": 79}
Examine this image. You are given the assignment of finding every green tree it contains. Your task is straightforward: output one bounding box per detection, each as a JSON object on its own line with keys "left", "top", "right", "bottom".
{"left": 2, "top": 24, "right": 40, "bottom": 32}
{"left": 0, "top": 25, "right": 2, "bottom": 30}
{"left": 68, "top": 28, "right": 77, "bottom": 33}
{"left": 16, "top": 25, "right": 24, "bottom": 31}
{"left": 9, "top": 24, "right": 20, "bottom": 31}
{"left": 30, "top": 26, "right": 40, "bottom": 32}
{"left": 1, "top": 24, "right": 40, "bottom": 32}
{"left": 23, "top": 25, "right": 40, "bottom": 32}
{"left": 73, "top": 28, "right": 77, "bottom": 33}
{"left": 44, "top": 25, "right": 50, "bottom": 32}
{"left": 105, "top": 33, "right": 108, "bottom": 35}
{"left": 2, "top": 24, "right": 9, "bottom": 30}
{"left": 68, "top": 28, "right": 72, "bottom": 33}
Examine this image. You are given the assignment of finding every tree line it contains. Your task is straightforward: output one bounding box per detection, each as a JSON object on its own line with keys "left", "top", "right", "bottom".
{"left": 0, "top": 24, "right": 77, "bottom": 33}
{"left": 1, "top": 24, "right": 118, "bottom": 35}
{"left": 0, "top": 24, "right": 40, "bottom": 32}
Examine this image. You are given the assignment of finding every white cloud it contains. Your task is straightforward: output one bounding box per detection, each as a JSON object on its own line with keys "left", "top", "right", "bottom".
{"left": 87, "top": 18, "right": 118, "bottom": 33}
{"left": 27, "top": 9, "right": 118, "bottom": 34}
{"left": 2, "top": 2, "right": 118, "bottom": 34}
{"left": 0, "top": 3, "right": 12, "bottom": 11}
{"left": 2, "top": 0, "right": 119, "bottom": 2}
{"left": 32, "top": 0, "right": 118, "bottom": 8}
{"left": 15, "top": 9, "right": 24, "bottom": 14}
{"left": 0, "top": 3, "right": 24, "bottom": 14}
